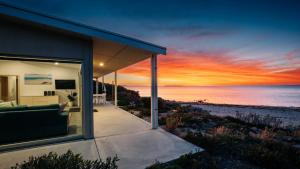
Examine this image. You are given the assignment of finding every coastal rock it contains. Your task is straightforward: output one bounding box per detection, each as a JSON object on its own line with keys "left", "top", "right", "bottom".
{"left": 160, "top": 112, "right": 172, "bottom": 118}
{"left": 293, "top": 144, "right": 300, "bottom": 150}
{"left": 174, "top": 128, "right": 190, "bottom": 138}
{"left": 274, "top": 136, "right": 294, "bottom": 142}
{"left": 200, "top": 130, "right": 213, "bottom": 137}
{"left": 294, "top": 137, "right": 300, "bottom": 143}
{"left": 202, "top": 121, "right": 217, "bottom": 129}
{"left": 281, "top": 136, "right": 293, "bottom": 142}
{"left": 249, "top": 131, "right": 257, "bottom": 138}
{"left": 191, "top": 123, "right": 199, "bottom": 129}
{"left": 189, "top": 128, "right": 198, "bottom": 134}
{"left": 131, "top": 110, "right": 140, "bottom": 116}
{"left": 250, "top": 127, "right": 261, "bottom": 133}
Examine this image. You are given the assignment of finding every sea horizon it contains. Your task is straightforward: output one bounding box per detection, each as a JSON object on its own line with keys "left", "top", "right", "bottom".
{"left": 125, "top": 85, "right": 300, "bottom": 107}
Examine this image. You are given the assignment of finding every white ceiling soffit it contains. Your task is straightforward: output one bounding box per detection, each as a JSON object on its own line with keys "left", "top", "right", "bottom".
{"left": 93, "top": 38, "right": 152, "bottom": 77}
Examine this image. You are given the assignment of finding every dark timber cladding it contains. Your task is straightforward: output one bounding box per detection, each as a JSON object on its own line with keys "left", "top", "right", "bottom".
{"left": 0, "top": 17, "right": 91, "bottom": 61}
{"left": 0, "top": 14, "right": 94, "bottom": 139}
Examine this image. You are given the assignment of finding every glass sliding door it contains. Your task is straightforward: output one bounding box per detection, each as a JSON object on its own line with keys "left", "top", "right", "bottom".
{"left": 0, "top": 75, "right": 18, "bottom": 104}
{"left": 0, "top": 58, "right": 83, "bottom": 148}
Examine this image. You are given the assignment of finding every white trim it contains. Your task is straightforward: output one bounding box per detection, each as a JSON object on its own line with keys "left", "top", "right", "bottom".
{"left": 114, "top": 71, "right": 118, "bottom": 107}
{"left": 151, "top": 54, "right": 158, "bottom": 129}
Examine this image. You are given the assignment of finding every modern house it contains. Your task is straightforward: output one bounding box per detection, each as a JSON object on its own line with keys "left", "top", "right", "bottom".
{"left": 0, "top": 2, "right": 199, "bottom": 169}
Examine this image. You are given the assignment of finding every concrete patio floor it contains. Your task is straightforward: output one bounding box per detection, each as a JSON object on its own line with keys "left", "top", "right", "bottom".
{"left": 0, "top": 104, "right": 201, "bottom": 169}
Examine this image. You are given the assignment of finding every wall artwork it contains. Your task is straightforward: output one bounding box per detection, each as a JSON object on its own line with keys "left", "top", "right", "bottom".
{"left": 24, "top": 74, "right": 52, "bottom": 85}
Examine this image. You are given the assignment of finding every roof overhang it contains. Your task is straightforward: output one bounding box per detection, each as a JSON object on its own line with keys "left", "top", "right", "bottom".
{"left": 93, "top": 38, "right": 153, "bottom": 77}
{"left": 0, "top": 2, "right": 167, "bottom": 77}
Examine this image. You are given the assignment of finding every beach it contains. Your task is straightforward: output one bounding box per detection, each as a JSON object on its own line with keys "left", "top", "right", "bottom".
{"left": 127, "top": 85, "right": 300, "bottom": 107}
{"left": 127, "top": 85, "right": 300, "bottom": 127}
{"left": 190, "top": 103, "right": 300, "bottom": 127}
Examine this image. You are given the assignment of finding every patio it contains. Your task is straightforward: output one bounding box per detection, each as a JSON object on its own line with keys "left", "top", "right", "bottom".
{"left": 0, "top": 104, "right": 201, "bottom": 169}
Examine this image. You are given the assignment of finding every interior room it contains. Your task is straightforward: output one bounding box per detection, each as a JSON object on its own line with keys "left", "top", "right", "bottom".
{"left": 0, "top": 58, "right": 83, "bottom": 146}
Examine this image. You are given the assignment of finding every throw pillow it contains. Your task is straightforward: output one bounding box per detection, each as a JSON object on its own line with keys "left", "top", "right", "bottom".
{"left": 11, "top": 101, "right": 17, "bottom": 107}
{"left": 59, "top": 102, "right": 68, "bottom": 112}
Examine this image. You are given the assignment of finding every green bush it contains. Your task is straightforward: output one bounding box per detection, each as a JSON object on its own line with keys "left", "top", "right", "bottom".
{"left": 246, "top": 141, "right": 300, "bottom": 169}
{"left": 185, "top": 133, "right": 300, "bottom": 169}
{"left": 140, "top": 97, "right": 177, "bottom": 114}
{"left": 159, "top": 116, "right": 167, "bottom": 125}
{"left": 146, "top": 152, "right": 217, "bottom": 169}
{"left": 11, "top": 150, "right": 119, "bottom": 169}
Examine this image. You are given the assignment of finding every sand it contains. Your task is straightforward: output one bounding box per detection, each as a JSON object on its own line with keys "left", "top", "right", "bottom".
{"left": 189, "top": 103, "right": 300, "bottom": 127}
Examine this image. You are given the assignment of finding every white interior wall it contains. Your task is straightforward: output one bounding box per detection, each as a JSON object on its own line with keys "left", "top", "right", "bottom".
{"left": 7, "top": 76, "right": 16, "bottom": 100}
{"left": 0, "top": 60, "right": 81, "bottom": 104}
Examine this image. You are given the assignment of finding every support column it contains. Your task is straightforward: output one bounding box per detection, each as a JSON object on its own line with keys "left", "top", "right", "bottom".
{"left": 102, "top": 76, "right": 106, "bottom": 93}
{"left": 151, "top": 54, "right": 158, "bottom": 129}
{"left": 82, "top": 42, "right": 94, "bottom": 139}
{"left": 114, "top": 71, "right": 118, "bottom": 107}
{"left": 95, "top": 78, "right": 99, "bottom": 94}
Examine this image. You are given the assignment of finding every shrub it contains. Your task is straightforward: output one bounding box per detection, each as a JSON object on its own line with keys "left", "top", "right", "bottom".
{"left": 11, "top": 150, "right": 119, "bottom": 169}
{"left": 146, "top": 152, "right": 217, "bottom": 169}
{"left": 159, "top": 116, "right": 167, "bottom": 125}
{"left": 140, "top": 97, "right": 176, "bottom": 114}
{"left": 180, "top": 114, "right": 197, "bottom": 125}
{"left": 293, "top": 128, "right": 300, "bottom": 137}
{"left": 184, "top": 133, "right": 243, "bottom": 156}
{"left": 246, "top": 141, "right": 300, "bottom": 169}
{"left": 211, "top": 126, "right": 232, "bottom": 136}
{"left": 235, "top": 112, "right": 283, "bottom": 128}
{"left": 257, "top": 127, "right": 275, "bottom": 141}
{"left": 166, "top": 115, "right": 181, "bottom": 131}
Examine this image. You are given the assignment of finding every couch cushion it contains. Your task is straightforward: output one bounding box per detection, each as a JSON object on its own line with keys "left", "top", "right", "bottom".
{"left": 11, "top": 100, "right": 17, "bottom": 107}
{"left": 28, "top": 104, "right": 60, "bottom": 110}
{"left": 0, "top": 101, "right": 13, "bottom": 108}
{"left": 0, "top": 109, "right": 65, "bottom": 127}
{"left": 0, "top": 105, "right": 28, "bottom": 112}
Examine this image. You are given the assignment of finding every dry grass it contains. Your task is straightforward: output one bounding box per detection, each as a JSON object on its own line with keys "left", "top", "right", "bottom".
{"left": 212, "top": 126, "right": 232, "bottom": 136}
{"left": 165, "top": 115, "right": 182, "bottom": 131}
{"left": 293, "top": 129, "right": 300, "bottom": 137}
{"left": 235, "top": 112, "right": 283, "bottom": 128}
{"left": 257, "top": 127, "right": 275, "bottom": 141}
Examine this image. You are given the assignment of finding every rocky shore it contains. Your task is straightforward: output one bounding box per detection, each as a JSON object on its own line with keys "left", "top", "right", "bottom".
{"left": 186, "top": 102, "right": 300, "bottom": 126}
{"left": 147, "top": 104, "right": 300, "bottom": 169}
{"left": 124, "top": 101, "right": 300, "bottom": 169}
{"left": 113, "top": 85, "right": 300, "bottom": 169}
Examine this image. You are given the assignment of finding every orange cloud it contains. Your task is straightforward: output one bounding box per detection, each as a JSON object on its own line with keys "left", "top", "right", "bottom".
{"left": 118, "top": 49, "right": 300, "bottom": 86}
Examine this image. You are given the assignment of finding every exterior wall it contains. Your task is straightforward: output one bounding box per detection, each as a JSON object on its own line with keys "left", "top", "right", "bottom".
{"left": 0, "top": 18, "right": 94, "bottom": 141}
{"left": 0, "top": 17, "right": 90, "bottom": 60}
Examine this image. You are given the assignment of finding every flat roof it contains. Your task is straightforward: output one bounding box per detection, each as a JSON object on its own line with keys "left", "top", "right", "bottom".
{"left": 0, "top": 2, "right": 166, "bottom": 55}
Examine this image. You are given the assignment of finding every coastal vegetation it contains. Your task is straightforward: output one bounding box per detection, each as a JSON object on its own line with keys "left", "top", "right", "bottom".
{"left": 148, "top": 106, "right": 300, "bottom": 169}
{"left": 11, "top": 150, "right": 119, "bottom": 169}
{"left": 106, "top": 84, "right": 300, "bottom": 169}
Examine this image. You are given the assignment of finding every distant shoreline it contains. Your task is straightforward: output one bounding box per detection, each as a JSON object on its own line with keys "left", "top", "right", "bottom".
{"left": 182, "top": 101, "right": 300, "bottom": 110}
{"left": 127, "top": 85, "right": 300, "bottom": 107}
{"left": 180, "top": 102, "right": 300, "bottom": 127}
{"left": 126, "top": 84, "right": 300, "bottom": 88}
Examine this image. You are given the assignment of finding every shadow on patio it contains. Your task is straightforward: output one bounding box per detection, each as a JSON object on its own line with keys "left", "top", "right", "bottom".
{"left": 0, "top": 104, "right": 201, "bottom": 169}
{"left": 94, "top": 104, "right": 202, "bottom": 169}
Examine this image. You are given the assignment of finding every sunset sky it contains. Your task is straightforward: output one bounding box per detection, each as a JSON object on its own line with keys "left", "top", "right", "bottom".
{"left": 6, "top": 0, "right": 300, "bottom": 86}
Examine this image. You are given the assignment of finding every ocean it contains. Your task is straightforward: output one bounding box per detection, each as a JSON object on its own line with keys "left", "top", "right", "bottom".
{"left": 126, "top": 85, "right": 300, "bottom": 107}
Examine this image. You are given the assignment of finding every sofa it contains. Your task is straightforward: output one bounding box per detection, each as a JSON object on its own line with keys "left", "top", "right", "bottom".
{"left": 0, "top": 104, "right": 68, "bottom": 144}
